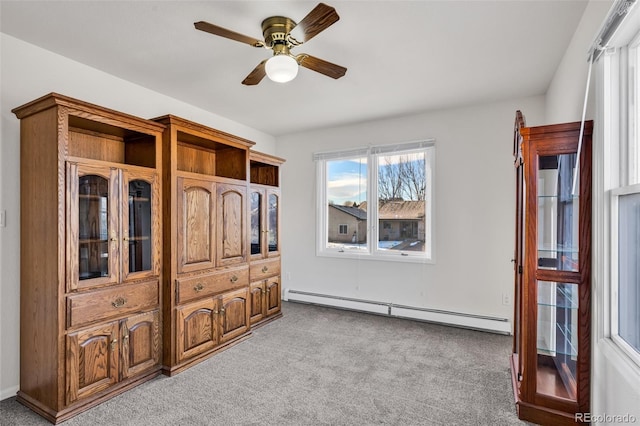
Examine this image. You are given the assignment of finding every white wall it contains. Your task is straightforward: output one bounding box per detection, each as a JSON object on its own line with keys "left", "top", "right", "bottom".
{"left": 545, "top": 0, "right": 640, "bottom": 422}
{"left": 0, "top": 33, "right": 276, "bottom": 399}
{"left": 276, "top": 96, "right": 546, "bottom": 326}
{"left": 545, "top": 0, "right": 613, "bottom": 124}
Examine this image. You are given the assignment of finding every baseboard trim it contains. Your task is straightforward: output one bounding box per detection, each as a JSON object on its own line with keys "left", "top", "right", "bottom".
{"left": 284, "top": 289, "right": 511, "bottom": 334}
{"left": 1, "top": 385, "right": 19, "bottom": 401}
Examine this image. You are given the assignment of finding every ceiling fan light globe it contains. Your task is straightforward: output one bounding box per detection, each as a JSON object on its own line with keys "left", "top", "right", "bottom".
{"left": 265, "top": 55, "right": 298, "bottom": 83}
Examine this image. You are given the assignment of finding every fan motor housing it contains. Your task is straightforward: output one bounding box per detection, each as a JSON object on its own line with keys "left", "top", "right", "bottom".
{"left": 261, "top": 16, "right": 296, "bottom": 47}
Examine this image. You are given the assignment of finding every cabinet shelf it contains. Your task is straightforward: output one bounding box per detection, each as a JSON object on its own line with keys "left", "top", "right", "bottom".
{"left": 79, "top": 194, "right": 108, "bottom": 200}
{"left": 537, "top": 194, "right": 579, "bottom": 199}
{"left": 126, "top": 236, "right": 150, "bottom": 242}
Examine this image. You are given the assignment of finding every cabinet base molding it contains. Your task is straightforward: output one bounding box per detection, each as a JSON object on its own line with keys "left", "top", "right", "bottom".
{"left": 162, "top": 332, "right": 252, "bottom": 377}
{"left": 16, "top": 369, "right": 161, "bottom": 425}
{"left": 515, "top": 400, "right": 584, "bottom": 426}
{"left": 250, "top": 310, "right": 283, "bottom": 330}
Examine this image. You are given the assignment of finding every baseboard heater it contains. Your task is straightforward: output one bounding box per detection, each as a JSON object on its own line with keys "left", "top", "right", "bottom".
{"left": 283, "top": 289, "right": 511, "bottom": 335}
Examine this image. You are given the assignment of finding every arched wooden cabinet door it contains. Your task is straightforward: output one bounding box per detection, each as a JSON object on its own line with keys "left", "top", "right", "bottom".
{"left": 176, "top": 177, "right": 216, "bottom": 274}
{"left": 216, "top": 183, "right": 247, "bottom": 267}
{"left": 249, "top": 281, "right": 266, "bottom": 325}
{"left": 219, "top": 287, "right": 249, "bottom": 343}
{"left": 265, "top": 277, "right": 281, "bottom": 317}
{"left": 66, "top": 321, "right": 119, "bottom": 404}
{"left": 121, "top": 310, "right": 160, "bottom": 379}
{"left": 176, "top": 298, "right": 219, "bottom": 363}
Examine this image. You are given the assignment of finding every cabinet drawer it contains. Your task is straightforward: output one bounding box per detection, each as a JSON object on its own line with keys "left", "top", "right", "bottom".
{"left": 177, "top": 267, "right": 248, "bottom": 304}
{"left": 67, "top": 280, "right": 159, "bottom": 328}
{"left": 250, "top": 259, "right": 280, "bottom": 281}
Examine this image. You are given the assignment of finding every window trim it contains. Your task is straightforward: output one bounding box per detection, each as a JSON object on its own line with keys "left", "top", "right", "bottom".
{"left": 600, "top": 10, "right": 640, "bottom": 370}
{"left": 315, "top": 140, "right": 435, "bottom": 263}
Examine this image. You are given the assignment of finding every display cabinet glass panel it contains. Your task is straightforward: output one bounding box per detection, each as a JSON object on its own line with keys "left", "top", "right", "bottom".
{"left": 536, "top": 281, "right": 578, "bottom": 399}
{"left": 268, "top": 193, "right": 278, "bottom": 252}
{"left": 537, "top": 154, "right": 579, "bottom": 272}
{"left": 127, "top": 180, "right": 152, "bottom": 273}
{"left": 250, "top": 191, "right": 262, "bottom": 255}
{"left": 78, "top": 175, "right": 110, "bottom": 280}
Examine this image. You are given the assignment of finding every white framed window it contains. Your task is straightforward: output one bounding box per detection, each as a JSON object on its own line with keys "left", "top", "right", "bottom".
{"left": 315, "top": 140, "right": 435, "bottom": 262}
{"left": 338, "top": 224, "right": 348, "bottom": 235}
{"left": 604, "top": 20, "right": 640, "bottom": 366}
{"left": 611, "top": 185, "right": 640, "bottom": 357}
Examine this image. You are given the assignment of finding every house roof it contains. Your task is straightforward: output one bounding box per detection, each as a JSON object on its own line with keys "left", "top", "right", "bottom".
{"left": 329, "top": 204, "right": 367, "bottom": 220}
{"left": 332, "top": 201, "right": 425, "bottom": 221}
{"left": 378, "top": 201, "right": 425, "bottom": 220}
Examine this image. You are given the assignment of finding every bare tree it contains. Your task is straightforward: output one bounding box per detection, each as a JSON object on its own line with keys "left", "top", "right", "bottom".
{"left": 378, "top": 154, "right": 426, "bottom": 202}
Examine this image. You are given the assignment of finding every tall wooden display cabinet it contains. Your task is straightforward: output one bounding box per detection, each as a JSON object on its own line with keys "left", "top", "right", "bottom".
{"left": 510, "top": 112, "right": 592, "bottom": 425}
{"left": 13, "top": 93, "right": 165, "bottom": 423}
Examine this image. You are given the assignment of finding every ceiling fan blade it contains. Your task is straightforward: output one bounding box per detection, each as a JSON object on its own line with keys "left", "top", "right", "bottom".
{"left": 242, "top": 60, "right": 268, "bottom": 85}
{"left": 297, "top": 54, "right": 347, "bottom": 79}
{"left": 194, "top": 21, "right": 264, "bottom": 48}
{"left": 289, "top": 3, "right": 340, "bottom": 44}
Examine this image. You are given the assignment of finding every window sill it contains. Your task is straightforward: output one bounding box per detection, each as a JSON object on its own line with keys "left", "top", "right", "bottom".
{"left": 316, "top": 250, "right": 435, "bottom": 264}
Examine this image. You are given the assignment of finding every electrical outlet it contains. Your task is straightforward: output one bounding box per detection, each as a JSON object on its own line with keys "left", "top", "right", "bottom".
{"left": 502, "top": 293, "right": 511, "bottom": 305}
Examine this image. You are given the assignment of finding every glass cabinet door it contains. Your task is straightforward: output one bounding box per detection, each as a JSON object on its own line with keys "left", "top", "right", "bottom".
{"left": 250, "top": 190, "right": 262, "bottom": 256}
{"left": 122, "top": 170, "right": 159, "bottom": 280}
{"left": 267, "top": 191, "right": 279, "bottom": 255}
{"left": 534, "top": 152, "right": 581, "bottom": 401}
{"left": 537, "top": 154, "right": 579, "bottom": 272}
{"left": 68, "top": 163, "right": 119, "bottom": 290}
{"left": 536, "top": 280, "right": 579, "bottom": 400}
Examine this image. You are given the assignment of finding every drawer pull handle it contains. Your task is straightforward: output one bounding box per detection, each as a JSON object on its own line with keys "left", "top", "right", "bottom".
{"left": 194, "top": 283, "right": 204, "bottom": 292}
{"left": 110, "top": 339, "right": 118, "bottom": 351}
{"left": 112, "top": 297, "right": 127, "bottom": 308}
{"left": 262, "top": 266, "right": 269, "bottom": 273}
{"left": 220, "top": 307, "right": 226, "bottom": 315}
{"left": 230, "top": 275, "right": 238, "bottom": 283}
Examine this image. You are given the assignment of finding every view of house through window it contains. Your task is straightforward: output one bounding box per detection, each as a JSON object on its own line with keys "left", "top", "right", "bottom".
{"left": 317, "top": 141, "right": 434, "bottom": 261}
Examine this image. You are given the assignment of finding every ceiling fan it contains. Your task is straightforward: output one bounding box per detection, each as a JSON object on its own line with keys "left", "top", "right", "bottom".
{"left": 194, "top": 3, "right": 347, "bottom": 85}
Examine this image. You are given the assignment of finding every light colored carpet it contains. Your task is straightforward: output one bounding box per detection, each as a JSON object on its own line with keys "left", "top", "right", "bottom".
{"left": 0, "top": 301, "right": 525, "bottom": 425}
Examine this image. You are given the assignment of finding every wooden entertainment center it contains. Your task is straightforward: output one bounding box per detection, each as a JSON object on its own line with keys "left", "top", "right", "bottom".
{"left": 12, "top": 93, "right": 284, "bottom": 423}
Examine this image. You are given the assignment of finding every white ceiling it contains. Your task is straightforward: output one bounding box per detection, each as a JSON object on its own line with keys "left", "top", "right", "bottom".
{"left": 1, "top": 1, "right": 589, "bottom": 136}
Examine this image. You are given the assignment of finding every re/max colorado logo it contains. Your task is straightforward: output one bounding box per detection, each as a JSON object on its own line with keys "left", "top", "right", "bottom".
{"left": 575, "top": 413, "right": 637, "bottom": 423}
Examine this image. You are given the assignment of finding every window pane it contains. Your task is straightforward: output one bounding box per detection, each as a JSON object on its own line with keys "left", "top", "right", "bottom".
{"left": 327, "top": 158, "right": 367, "bottom": 251}
{"left": 619, "top": 192, "right": 640, "bottom": 352}
{"left": 377, "top": 152, "right": 426, "bottom": 252}
{"left": 537, "top": 154, "right": 579, "bottom": 271}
